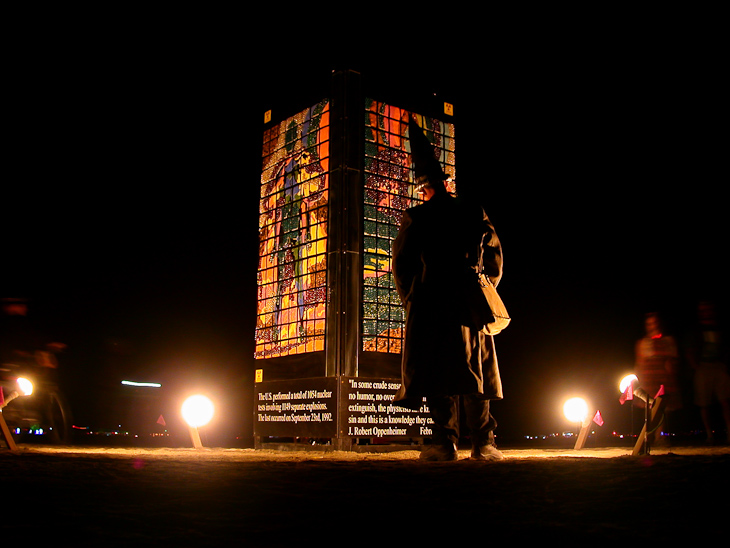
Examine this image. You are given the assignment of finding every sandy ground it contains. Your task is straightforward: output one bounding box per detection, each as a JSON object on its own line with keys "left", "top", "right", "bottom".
{"left": 2, "top": 443, "right": 728, "bottom": 546}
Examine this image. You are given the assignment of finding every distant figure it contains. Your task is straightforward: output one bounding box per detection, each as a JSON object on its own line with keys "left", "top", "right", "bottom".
{"left": 685, "top": 300, "right": 730, "bottom": 444}
{"left": 392, "top": 119, "right": 504, "bottom": 461}
{"left": 634, "top": 312, "right": 681, "bottom": 441}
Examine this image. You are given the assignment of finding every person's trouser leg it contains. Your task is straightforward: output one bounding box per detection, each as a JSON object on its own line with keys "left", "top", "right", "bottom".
{"left": 425, "top": 394, "right": 459, "bottom": 448}
{"left": 463, "top": 394, "right": 503, "bottom": 460}
{"left": 463, "top": 394, "right": 497, "bottom": 447}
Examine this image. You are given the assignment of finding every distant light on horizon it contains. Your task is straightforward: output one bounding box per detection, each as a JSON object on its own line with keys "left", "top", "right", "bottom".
{"left": 121, "top": 380, "right": 162, "bottom": 388}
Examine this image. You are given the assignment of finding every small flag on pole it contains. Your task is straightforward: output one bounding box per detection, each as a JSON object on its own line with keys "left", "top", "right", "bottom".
{"left": 593, "top": 410, "right": 604, "bottom": 427}
{"left": 157, "top": 415, "right": 166, "bottom": 426}
{"left": 654, "top": 385, "right": 665, "bottom": 398}
{"left": 620, "top": 384, "right": 634, "bottom": 404}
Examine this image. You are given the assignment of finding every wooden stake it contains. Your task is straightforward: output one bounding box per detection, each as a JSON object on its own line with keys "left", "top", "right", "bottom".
{"left": 189, "top": 426, "right": 203, "bottom": 449}
{"left": 632, "top": 396, "right": 666, "bottom": 456}
{"left": 574, "top": 419, "right": 591, "bottom": 450}
{"left": 0, "top": 412, "right": 18, "bottom": 452}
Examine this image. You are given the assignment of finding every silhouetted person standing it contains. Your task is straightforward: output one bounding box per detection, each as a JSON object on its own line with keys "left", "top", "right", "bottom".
{"left": 392, "top": 119, "right": 504, "bottom": 461}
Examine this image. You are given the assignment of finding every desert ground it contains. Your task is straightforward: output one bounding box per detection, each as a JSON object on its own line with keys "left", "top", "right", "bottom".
{"left": 2, "top": 441, "right": 728, "bottom": 546}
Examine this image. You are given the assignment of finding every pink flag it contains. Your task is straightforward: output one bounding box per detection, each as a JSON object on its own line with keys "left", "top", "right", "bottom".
{"left": 0, "top": 387, "right": 4, "bottom": 407}
{"left": 654, "top": 385, "right": 665, "bottom": 398}
{"left": 593, "top": 410, "right": 604, "bottom": 427}
{"left": 620, "top": 384, "right": 633, "bottom": 405}
{"left": 157, "top": 415, "right": 166, "bottom": 426}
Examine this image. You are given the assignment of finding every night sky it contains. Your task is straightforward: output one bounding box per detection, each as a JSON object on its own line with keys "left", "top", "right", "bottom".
{"left": 4, "top": 29, "right": 726, "bottom": 443}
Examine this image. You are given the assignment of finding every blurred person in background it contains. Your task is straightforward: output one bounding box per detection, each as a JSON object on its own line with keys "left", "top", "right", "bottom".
{"left": 634, "top": 311, "right": 681, "bottom": 443}
{"left": 685, "top": 300, "right": 730, "bottom": 444}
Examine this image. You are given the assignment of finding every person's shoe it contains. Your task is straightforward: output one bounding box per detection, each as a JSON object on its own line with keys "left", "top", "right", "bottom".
{"left": 471, "top": 444, "right": 504, "bottom": 461}
{"left": 420, "top": 443, "right": 458, "bottom": 461}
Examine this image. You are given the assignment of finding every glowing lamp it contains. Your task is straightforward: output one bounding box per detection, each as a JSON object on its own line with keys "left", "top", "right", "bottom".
{"left": 563, "top": 397, "right": 588, "bottom": 425}
{"left": 16, "top": 377, "right": 33, "bottom": 397}
{"left": 181, "top": 395, "right": 214, "bottom": 449}
{"left": 182, "top": 395, "right": 214, "bottom": 428}
{"left": 0, "top": 377, "right": 35, "bottom": 451}
{"left": 619, "top": 374, "right": 638, "bottom": 394}
{"left": 0, "top": 377, "right": 34, "bottom": 410}
{"left": 564, "top": 396, "right": 600, "bottom": 451}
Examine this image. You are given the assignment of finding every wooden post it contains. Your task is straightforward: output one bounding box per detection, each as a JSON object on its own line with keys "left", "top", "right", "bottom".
{"left": 189, "top": 426, "right": 203, "bottom": 450}
{"left": 574, "top": 418, "right": 591, "bottom": 450}
{"left": 0, "top": 412, "right": 18, "bottom": 452}
{"left": 632, "top": 396, "right": 666, "bottom": 456}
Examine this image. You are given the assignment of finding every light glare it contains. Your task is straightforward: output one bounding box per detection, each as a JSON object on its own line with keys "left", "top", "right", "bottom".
{"left": 17, "top": 377, "right": 33, "bottom": 396}
{"left": 121, "top": 380, "right": 162, "bottom": 388}
{"left": 181, "top": 395, "right": 215, "bottom": 428}
{"left": 619, "top": 374, "right": 638, "bottom": 394}
{"left": 563, "top": 397, "right": 588, "bottom": 424}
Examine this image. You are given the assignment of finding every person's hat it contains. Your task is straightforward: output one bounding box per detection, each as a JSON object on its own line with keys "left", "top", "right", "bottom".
{"left": 408, "top": 118, "right": 448, "bottom": 194}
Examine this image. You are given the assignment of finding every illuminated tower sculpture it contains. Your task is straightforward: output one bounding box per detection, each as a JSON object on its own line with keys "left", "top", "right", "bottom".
{"left": 253, "top": 71, "right": 456, "bottom": 449}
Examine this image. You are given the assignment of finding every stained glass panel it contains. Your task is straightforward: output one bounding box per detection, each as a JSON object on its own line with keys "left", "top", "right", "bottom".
{"left": 255, "top": 100, "right": 330, "bottom": 359}
{"left": 362, "top": 98, "right": 456, "bottom": 353}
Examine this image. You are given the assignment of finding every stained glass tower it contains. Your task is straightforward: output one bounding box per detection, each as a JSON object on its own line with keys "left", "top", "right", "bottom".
{"left": 253, "top": 70, "right": 456, "bottom": 449}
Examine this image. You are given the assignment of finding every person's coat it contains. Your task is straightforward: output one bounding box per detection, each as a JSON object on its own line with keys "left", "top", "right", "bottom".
{"left": 391, "top": 192, "right": 503, "bottom": 409}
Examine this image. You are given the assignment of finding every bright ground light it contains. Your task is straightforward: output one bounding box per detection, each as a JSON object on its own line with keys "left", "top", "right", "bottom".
{"left": 619, "top": 374, "right": 638, "bottom": 394}
{"left": 17, "top": 377, "right": 34, "bottom": 396}
{"left": 181, "top": 395, "right": 215, "bottom": 428}
{"left": 563, "top": 397, "right": 588, "bottom": 424}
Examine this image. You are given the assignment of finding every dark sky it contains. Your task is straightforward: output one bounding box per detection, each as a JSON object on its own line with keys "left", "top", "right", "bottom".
{"left": 4, "top": 28, "right": 726, "bottom": 441}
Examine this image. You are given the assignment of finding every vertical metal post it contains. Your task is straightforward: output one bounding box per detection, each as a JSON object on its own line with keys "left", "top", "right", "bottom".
{"left": 643, "top": 401, "right": 649, "bottom": 454}
{"left": 326, "top": 70, "right": 363, "bottom": 380}
{"left": 327, "top": 70, "right": 364, "bottom": 449}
